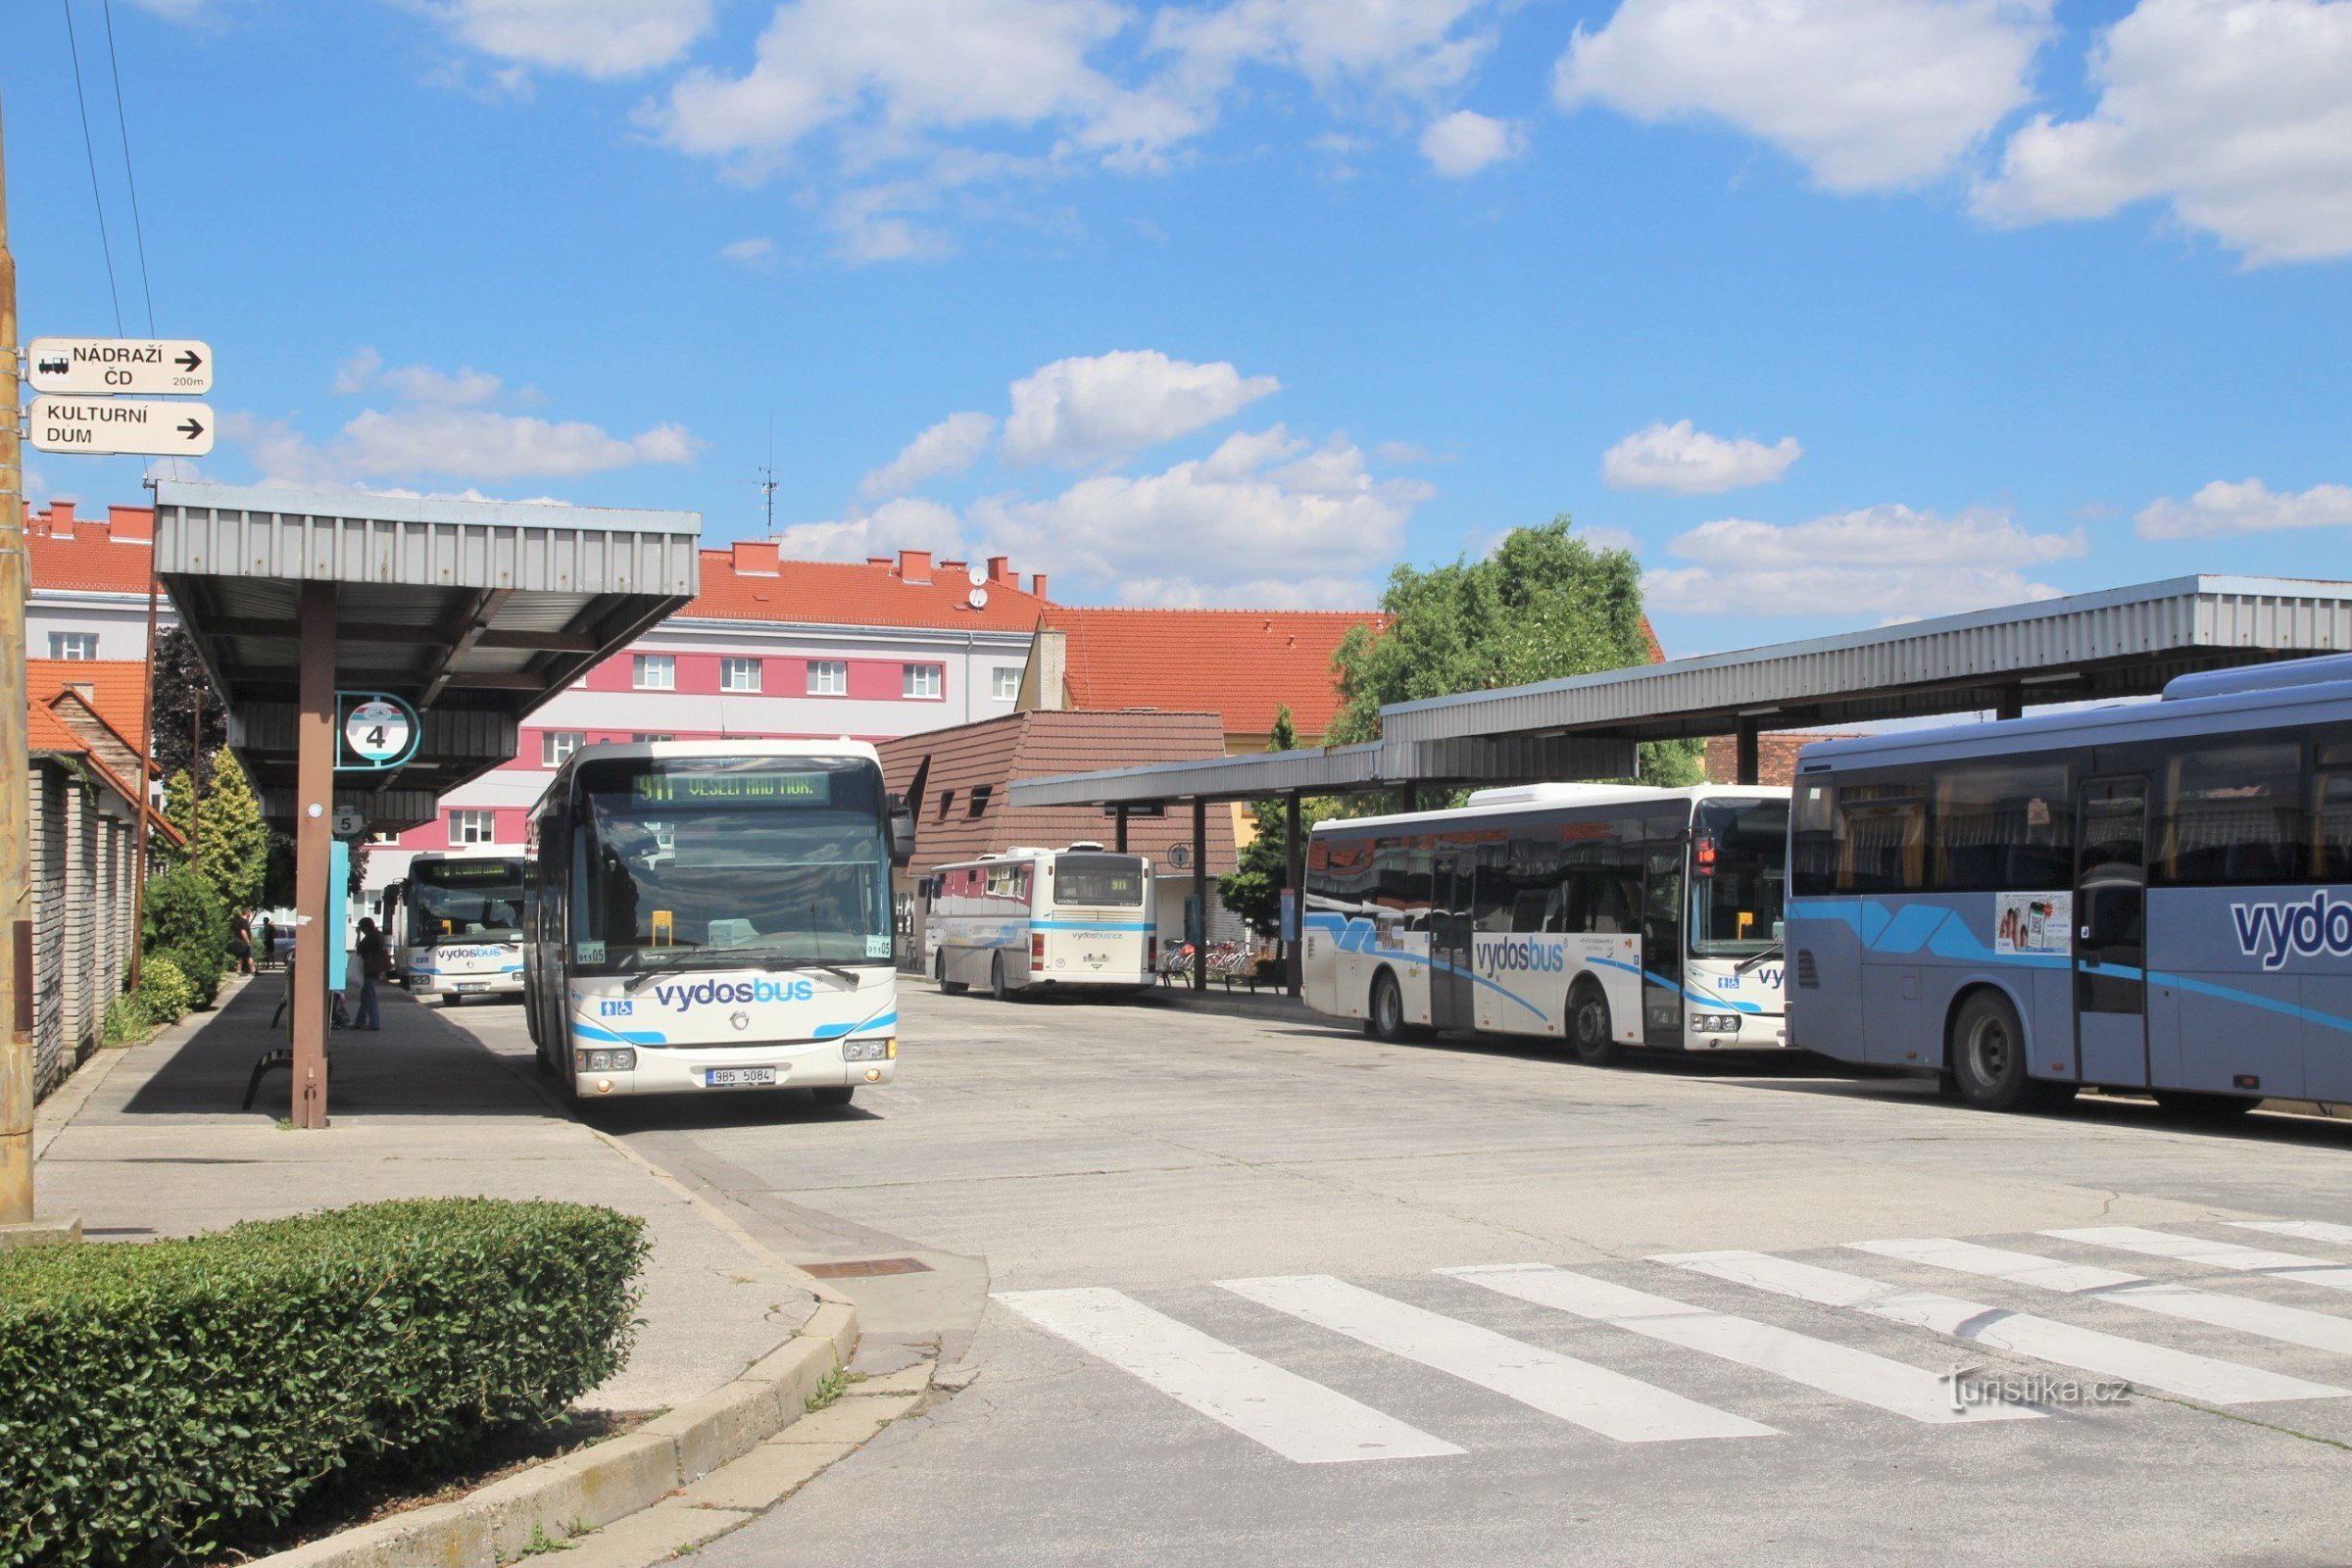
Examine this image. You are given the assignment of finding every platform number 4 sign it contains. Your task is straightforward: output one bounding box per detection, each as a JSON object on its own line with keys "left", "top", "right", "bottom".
{"left": 338, "top": 692, "right": 420, "bottom": 771}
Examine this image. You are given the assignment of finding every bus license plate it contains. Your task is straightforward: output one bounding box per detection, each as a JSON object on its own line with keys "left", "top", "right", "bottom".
{"left": 705, "top": 1067, "right": 776, "bottom": 1089}
{"left": 454, "top": 981, "right": 489, "bottom": 992}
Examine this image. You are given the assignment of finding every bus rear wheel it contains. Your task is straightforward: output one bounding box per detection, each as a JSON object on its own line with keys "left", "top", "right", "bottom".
{"left": 991, "top": 954, "right": 1011, "bottom": 1002}
{"left": 1364, "top": 970, "right": 1408, "bottom": 1043}
{"left": 2152, "top": 1089, "right": 2257, "bottom": 1121}
{"left": 1568, "top": 980, "right": 1620, "bottom": 1066}
{"left": 937, "top": 951, "right": 968, "bottom": 995}
{"left": 1949, "top": 990, "right": 2072, "bottom": 1112}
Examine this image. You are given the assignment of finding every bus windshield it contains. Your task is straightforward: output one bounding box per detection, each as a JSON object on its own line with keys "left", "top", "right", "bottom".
{"left": 408, "top": 858, "right": 527, "bottom": 946}
{"left": 571, "top": 755, "right": 893, "bottom": 973}
{"left": 1690, "top": 798, "right": 1788, "bottom": 957}
{"left": 1055, "top": 854, "right": 1147, "bottom": 906}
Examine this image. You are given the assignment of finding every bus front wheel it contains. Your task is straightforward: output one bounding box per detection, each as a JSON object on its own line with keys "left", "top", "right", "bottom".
{"left": 1365, "top": 971, "right": 1408, "bottom": 1043}
{"left": 991, "top": 954, "right": 1011, "bottom": 1002}
{"left": 811, "top": 1086, "right": 855, "bottom": 1109}
{"left": 937, "top": 951, "right": 968, "bottom": 995}
{"left": 1568, "top": 980, "right": 1620, "bottom": 1066}
{"left": 1949, "top": 990, "right": 2072, "bottom": 1112}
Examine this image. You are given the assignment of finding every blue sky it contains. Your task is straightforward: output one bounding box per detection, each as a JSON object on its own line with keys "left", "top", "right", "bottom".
{"left": 7, "top": 0, "right": 2349, "bottom": 655}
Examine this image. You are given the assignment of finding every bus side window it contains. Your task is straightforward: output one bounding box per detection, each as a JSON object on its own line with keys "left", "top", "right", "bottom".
{"left": 2161, "top": 741, "right": 2302, "bottom": 886}
{"left": 2315, "top": 749, "right": 2352, "bottom": 881}
{"left": 1791, "top": 782, "right": 1836, "bottom": 898}
{"left": 1836, "top": 784, "right": 1926, "bottom": 894}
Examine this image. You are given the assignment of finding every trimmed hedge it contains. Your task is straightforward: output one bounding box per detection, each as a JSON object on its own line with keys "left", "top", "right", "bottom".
{"left": 134, "top": 957, "right": 192, "bottom": 1025}
{"left": 157, "top": 944, "right": 220, "bottom": 1010}
{"left": 0, "top": 1199, "right": 648, "bottom": 1568}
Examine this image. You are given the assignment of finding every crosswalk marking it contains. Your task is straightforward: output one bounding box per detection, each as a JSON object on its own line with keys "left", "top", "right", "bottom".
{"left": 1657, "top": 1250, "right": 2344, "bottom": 1406}
{"left": 1851, "top": 1237, "right": 2352, "bottom": 1358}
{"left": 1442, "top": 1263, "right": 2038, "bottom": 1425}
{"left": 994, "top": 1287, "right": 1465, "bottom": 1464}
{"left": 2047, "top": 1227, "right": 2352, "bottom": 1296}
{"left": 1218, "top": 1274, "right": 1776, "bottom": 1443}
{"left": 2232, "top": 1220, "right": 2352, "bottom": 1249}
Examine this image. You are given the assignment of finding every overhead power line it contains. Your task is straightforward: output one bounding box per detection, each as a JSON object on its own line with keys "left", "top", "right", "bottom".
{"left": 60, "top": 0, "right": 125, "bottom": 335}
{"left": 101, "top": 0, "right": 156, "bottom": 335}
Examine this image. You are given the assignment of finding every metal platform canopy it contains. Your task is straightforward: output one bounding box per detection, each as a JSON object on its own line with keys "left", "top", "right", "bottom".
{"left": 1383, "top": 575, "right": 2352, "bottom": 783}
{"left": 151, "top": 481, "right": 700, "bottom": 1128}
{"left": 1009, "top": 734, "right": 1637, "bottom": 997}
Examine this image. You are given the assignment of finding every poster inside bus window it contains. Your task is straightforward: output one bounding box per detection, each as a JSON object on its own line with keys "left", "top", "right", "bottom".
{"left": 1995, "top": 892, "right": 2072, "bottom": 956}
{"left": 629, "top": 771, "right": 833, "bottom": 806}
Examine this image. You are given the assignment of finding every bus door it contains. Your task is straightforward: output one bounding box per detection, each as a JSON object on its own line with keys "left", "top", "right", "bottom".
{"left": 2075, "top": 777, "right": 2150, "bottom": 1088}
{"left": 1642, "top": 838, "right": 1686, "bottom": 1047}
{"left": 1430, "top": 850, "right": 1476, "bottom": 1031}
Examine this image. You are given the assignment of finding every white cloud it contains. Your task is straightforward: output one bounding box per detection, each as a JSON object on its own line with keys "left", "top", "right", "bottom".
{"left": 1002, "top": 350, "right": 1280, "bottom": 466}
{"left": 330, "top": 348, "right": 501, "bottom": 405}
{"left": 1975, "top": 0, "right": 2352, "bottom": 265}
{"left": 1601, "top": 419, "right": 1803, "bottom": 494}
{"left": 1555, "top": 0, "right": 2054, "bottom": 191}
{"left": 225, "top": 404, "right": 696, "bottom": 485}
{"left": 421, "top": 0, "right": 713, "bottom": 80}
{"left": 1419, "top": 109, "right": 1524, "bottom": 175}
{"left": 656, "top": 0, "right": 1126, "bottom": 172}
{"left": 860, "top": 412, "right": 1000, "bottom": 499}
{"left": 771, "top": 497, "right": 965, "bottom": 562}
{"left": 719, "top": 236, "right": 775, "bottom": 265}
{"left": 331, "top": 348, "right": 384, "bottom": 395}
{"left": 972, "top": 424, "right": 1426, "bottom": 606}
{"left": 1645, "top": 503, "right": 2084, "bottom": 615}
{"left": 2135, "top": 476, "right": 2352, "bottom": 537}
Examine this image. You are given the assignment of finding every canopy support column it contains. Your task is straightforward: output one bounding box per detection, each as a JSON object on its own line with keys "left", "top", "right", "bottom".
{"left": 290, "top": 583, "right": 335, "bottom": 1130}
{"left": 1285, "top": 791, "right": 1303, "bottom": 998}
{"left": 1191, "top": 797, "right": 1207, "bottom": 994}
{"left": 1996, "top": 684, "right": 2024, "bottom": 721}
{"left": 1736, "top": 718, "right": 1760, "bottom": 786}
{"left": 1113, "top": 805, "right": 1128, "bottom": 853}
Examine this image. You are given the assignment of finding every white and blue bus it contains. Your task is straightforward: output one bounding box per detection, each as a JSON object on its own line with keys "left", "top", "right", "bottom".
{"left": 523, "top": 740, "right": 914, "bottom": 1103}
{"left": 923, "top": 846, "right": 1156, "bottom": 1000}
{"left": 1302, "top": 784, "right": 1789, "bottom": 1059}
{"left": 393, "top": 849, "right": 530, "bottom": 1004}
{"left": 1788, "top": 653, "right": 2352, "bottom": 1115}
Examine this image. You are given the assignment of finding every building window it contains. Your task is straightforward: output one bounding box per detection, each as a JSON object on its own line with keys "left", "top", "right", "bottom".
{"left": 936, "top": 789, "right": 956, "bottom": 820}
{"left": 368, "top": 831, "right": 400, "bottom": 845}
{"left": 808, "top": 661, "right": 848, "bottom": 696}
{"left": 632, "top": 732, "right": 675, "bottom": 744}
{"left": 449, "top": 808, "right": 497, "bottom": 846}
{"left": 967, "top": 785, "right": 992, "bottom": 818}
{"left": 904, "top": 663, "right": 943, "bottom": 700}
{"left": 632, "top": 654, "right": 675, "bottom": 690}
{"left": 541, "top": 731, "right": 583, "bottom": 767}
{"left": 721, "top": 657, "right": 761, "bottom": 692}
{"left": 993, "top": 666, "right": 1020, "bottom": 702}
{"left": 48, "top": 632, "right": 99, "bottom": 661}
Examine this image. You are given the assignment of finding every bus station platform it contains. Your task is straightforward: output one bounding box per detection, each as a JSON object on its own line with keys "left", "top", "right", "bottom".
{"left": 29, "top": 978, "right": 816, "bottom": 1412}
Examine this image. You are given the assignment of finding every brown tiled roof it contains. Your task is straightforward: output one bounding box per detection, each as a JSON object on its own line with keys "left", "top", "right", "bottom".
{"left": 25, "top": 659, "right": 150, "bottom": 754}
{"left": 682, "top": 544, "right": 1054, "bottom": 631}
{"left": 26, "top": 693, "right": 181, "bottom": 846}
{"left": 1043, "top": 606, "right": 1379, "bottom": 741}
{"left": 878, "top": 709, "right": 1238, "bottom": 875}
{"left": 24, "top": 502, "right": 155, "bottom": 595}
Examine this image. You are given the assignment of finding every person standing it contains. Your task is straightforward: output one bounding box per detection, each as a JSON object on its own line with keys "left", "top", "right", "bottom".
{"left": 353, "top": 917, "right": 387, "bottom": 1031}
{"left": 260, "top": 916, "right": 278, "bottom": 968}
{"left": 228, "top": 908, "right": 254, "bottom": 976}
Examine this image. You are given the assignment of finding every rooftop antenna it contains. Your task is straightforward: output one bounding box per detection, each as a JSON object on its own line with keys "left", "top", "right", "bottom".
{"left": 758, "top": 412, "right": 778, "bottom": 539}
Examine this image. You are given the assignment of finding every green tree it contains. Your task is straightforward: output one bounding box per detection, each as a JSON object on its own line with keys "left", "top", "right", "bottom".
{"left": 164, "top": 750, "right": 270, "bottom": 912}
{"left": 1329, "top": 515, "right": 1703, "bottom": 784}
{"left": 1217, "top": 706, "right": 1334, "bottom": 935}
{"left": 150, "top": 625, "right": 228, "bottom": 789}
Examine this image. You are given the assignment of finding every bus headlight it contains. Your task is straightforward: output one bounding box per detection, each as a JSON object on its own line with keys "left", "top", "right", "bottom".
{"left": 1690, "top": 1013, "right": 1741, "bottom": 1034}
{"left": 578, "top": 1047, "right": 636, "bottom": 1072}
{"left": 843, "top": 1038, "right": 895, "bottom": 1062}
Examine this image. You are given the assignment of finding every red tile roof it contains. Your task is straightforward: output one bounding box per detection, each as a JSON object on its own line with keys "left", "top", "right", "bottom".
{"left": 25, "top": 659, "right": 151, "bottom": 755}
{"left": 1044, "top": 607, "right": 1381, "bottom": 743}
{"left": 682, "top": 543, "right": 1055, "bottom": 632}
{"left": 25, "top": 689, "right": 181, "bottom": 846}
{"left": 23, "top": 502, "right": 156, "bottom": 596}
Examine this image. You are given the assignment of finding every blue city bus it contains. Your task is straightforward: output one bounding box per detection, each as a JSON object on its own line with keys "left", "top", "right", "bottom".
{"left": 1788, "top": 653, "right": 2352, "bottom": 1115}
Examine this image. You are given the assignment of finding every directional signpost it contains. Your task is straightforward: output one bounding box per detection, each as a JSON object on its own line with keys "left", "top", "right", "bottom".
{"left": 28, "top": 396, "right": 214, "bottom": 457}
{"left": 26, "top": 336, "right": 212, "bottom": 395}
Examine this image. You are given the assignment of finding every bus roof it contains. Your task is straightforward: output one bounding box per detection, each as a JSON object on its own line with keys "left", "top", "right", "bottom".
{"left": 1796, "top": 652, "right": 2352, "bottom": 775}
{"left": 1310, "top": 783, "right": 1790, "bottom": 837}
{"left": 405, "top": 846, "right": 529, "bottom": 864}
{"left": 530, "top": 737, "right": 886, "bottom": 819}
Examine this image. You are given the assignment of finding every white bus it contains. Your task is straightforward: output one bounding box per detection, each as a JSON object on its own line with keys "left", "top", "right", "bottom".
{"left": 522, "top": 740, "right": 914, "bottom": 1103}
{"left": 1302, "top": 784, "right": 1790, "bottom": 1060}
{"left": 923, "top": 845, "right": 1156, "bottom": 1000}
{"left": 392, "top": 848, "right": 530, "bottom": 1004}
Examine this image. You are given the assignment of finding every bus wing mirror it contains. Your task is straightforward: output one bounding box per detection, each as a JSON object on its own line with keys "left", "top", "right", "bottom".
{"left": 888, "top": 796, "right": 917, "bottom": 866}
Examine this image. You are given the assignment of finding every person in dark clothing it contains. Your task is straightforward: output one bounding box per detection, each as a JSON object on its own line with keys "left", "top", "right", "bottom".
{"left": 260, "top": 917, "right": 278, "bottom": 968}
{"left": 228, "top": 909, "right": 254, "bottom": 975}
{"left": 353, "top": 918, "right": 387, "bottom": 1031}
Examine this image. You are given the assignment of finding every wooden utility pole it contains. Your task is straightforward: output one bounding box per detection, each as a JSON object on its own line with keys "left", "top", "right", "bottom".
{"left": 0, "top": 88, "right": 42, "bottom": 1230}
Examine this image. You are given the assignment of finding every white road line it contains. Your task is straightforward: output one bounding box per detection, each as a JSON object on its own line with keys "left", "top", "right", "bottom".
{"left": 1852, "top": 1238, "right": 2352, "bottom": 1358}
{"left": 2047, "top": 1227, "right": 2352, "bottom": 1295}
{"left": 1443, "top": 1263, "right": 2038, "bottom": 1425}
{"left": 1657, "top": 1250, "right": 2343, "bottom": 1406}
{"left": 994, "top": 1288, "right": 1464, "bottom": 1464}
{"left": 1217, "top": 1274, "right": 1776, "bottom": 1443}
{"left": 2233, "top": 1220, "right": 2352, "bottom": 1249}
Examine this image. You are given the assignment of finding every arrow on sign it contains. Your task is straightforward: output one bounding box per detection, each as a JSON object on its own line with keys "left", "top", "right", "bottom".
{"left": 177, "top": 417, "right": 206, "bottom": 440}
{"left": 174, "top": 349, "right": 203, "bottom": 372}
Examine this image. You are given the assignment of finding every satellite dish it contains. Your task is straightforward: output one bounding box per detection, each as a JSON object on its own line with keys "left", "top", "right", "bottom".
{"left": 967, "top": 562, "right": 988, "bottom": 586}
{"left": 967, "top": 587, "right": 989, "bottom": 609}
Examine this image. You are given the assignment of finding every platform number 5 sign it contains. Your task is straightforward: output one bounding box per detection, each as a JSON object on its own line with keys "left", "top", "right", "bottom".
{"left": 338, "top": 692, "right": 420, "bottom": 771}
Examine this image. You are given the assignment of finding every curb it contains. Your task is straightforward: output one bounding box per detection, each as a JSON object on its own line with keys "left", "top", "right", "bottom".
{"left": 252, "top": 1298, "right": 859, "bottom": 1568}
